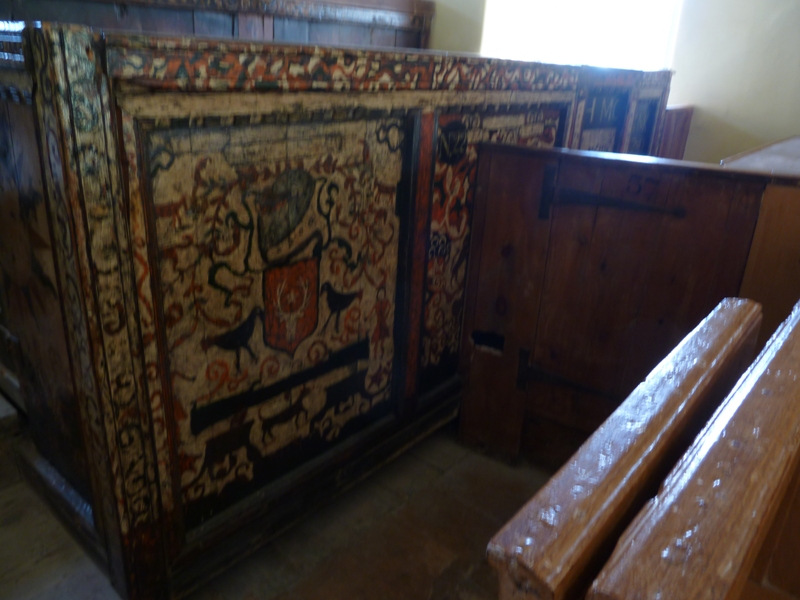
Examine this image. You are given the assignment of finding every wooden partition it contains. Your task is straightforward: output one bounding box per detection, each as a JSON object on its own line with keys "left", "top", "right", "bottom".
{"left": 461, "top": 145, "right": 764, "bottom": 462}
{"left": 723, "top": 137, "right": 800, "bottom": 351}
{"left": 656, "top": 105, "right": 693, "bottom": 159}
{"left": 462, "top": 143, "right": 800, "bottom": 464}
{"left": 488, "top": 299, "right": 762, "bottom": 600}
{"left": 589, "top": 300, "right": 800, "bottom": 600}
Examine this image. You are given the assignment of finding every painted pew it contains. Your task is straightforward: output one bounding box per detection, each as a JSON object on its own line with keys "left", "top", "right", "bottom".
{"left": 0, "top": 20, "right": 672, "bottom": 599}
{"left": 487, "top": 298, "right": 763, "bottom": 600}
{"left": 589, "top": 301, "right": 800, "bottom": 600}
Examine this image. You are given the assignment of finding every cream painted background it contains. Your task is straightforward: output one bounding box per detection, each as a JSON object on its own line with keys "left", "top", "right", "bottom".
{"left": 429, "top": 0, "right": 800, "bottom": 163}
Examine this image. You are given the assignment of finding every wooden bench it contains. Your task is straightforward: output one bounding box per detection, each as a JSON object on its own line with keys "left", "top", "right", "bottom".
{"left": 589, "top": 300, "right": 800, "bottom": 600}
{"left": 488, "top": 298, "right": 762, "bottom": 600}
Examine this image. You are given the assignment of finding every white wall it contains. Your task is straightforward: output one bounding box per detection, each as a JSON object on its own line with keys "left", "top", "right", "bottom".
{"left": 428, "top": 0, "right": 486, "bottom": 54}
{"left": 669, "top": 0, "right": 800, "bottom": 162}
{"left": 430, "top": 0, "right": 800, "bottom": 163}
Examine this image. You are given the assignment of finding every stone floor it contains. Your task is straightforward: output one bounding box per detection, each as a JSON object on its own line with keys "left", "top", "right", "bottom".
{"left": 0, "top": 397, "right": 552, "bottom": 600}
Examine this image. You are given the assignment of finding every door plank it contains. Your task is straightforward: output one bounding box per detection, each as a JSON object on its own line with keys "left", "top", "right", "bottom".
{"left": 459, "top": 149, "right": 554, "bottom": 458}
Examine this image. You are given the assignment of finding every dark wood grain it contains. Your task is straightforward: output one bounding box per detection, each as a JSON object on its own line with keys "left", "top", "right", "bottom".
{"left": 459, "top": 149, "right": 556, "bottom": 459}
{"left": 403, "top": 111, "right": 435, "bottom": 404}
{"left": 740, "top": 580, "right": 797, "bottom": 600}
{"left": 236, "top": 13, "right": 270, "bottom": 41}
{"left": 11, "top": 0, "right": 433, "bottom": 47}
{"left": 193, "top": 10, "right": 233, "bottom": 37}
{"left": 533, "top": 162, "right": 674, "bottom": 397}
{"left": 12, "top": 0, "right": 200, "bottom": 35}
{"left": 0, "top": 100, "right": 92, "bottom": 501}
{"left": 395, "top": 28, "right": 421, "bottom": 48}
{"left": 740, "top": 184, "right": 800, "bottom": 349}
{"left": 308, "top": 21, "right": 371, "bottom": 46}
{"left": 273, "top": 17, "right": 309, "bottom": 43}
{"left": 656, "top": 105, "right": 693, "bottom": 160}
{"left": 465, "top": 145, "right": 764, "bottom": 457}
{"left": 370, "top": 26, "right": 396, "bottom": 47}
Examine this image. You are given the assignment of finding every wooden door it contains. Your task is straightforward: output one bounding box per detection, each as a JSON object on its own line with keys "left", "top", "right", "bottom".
{"left": 460, "top": 145, "right": 762, "bottom": 460}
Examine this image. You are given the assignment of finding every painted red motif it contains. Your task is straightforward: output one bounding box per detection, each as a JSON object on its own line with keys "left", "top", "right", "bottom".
{"left": 106, "top": 38, "right": 581, "bottom": 94}
{"left": 263, "top": 258, "right": 319, "bottom": 355}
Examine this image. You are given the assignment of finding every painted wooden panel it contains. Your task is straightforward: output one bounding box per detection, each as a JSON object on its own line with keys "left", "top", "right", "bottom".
{"left": 576, "top": 89, "right": 630, "bottom": 152}
{"left": 117, "top": 92, "right": 576, "bottom": 530}
{"left": 535, "top": 167, "right": 761, "bottom": 398}
{"left": 3, "top": 23, "right": 673, "bottom": 598}
{"left": 131, "top": 114, "right": 409, "bottom": 527}
{"left": 419, "top": 105, "right": 567, "bottom": 393}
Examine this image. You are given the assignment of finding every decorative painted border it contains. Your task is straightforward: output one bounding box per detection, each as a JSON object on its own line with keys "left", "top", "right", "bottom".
{"left": 29, "top": 24, "right": 127, "bottom": 588}
{"left": 31, "top": 23, "right": 169, "bottom": 596}
{"left": 106, "top": 38, "right": 583, "bottom": 93}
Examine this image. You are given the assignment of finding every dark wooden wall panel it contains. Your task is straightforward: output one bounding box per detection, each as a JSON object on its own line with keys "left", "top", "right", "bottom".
{"left": 0, "top": 99, "right": 92, "bottom": 500}
{"left": 309, "top": 21, "right": 371, "bottom": 45}
{"left": 9, "top": 0, "right": 432, "bottom": 48}
{"left": 395, "top": 28, "right": 420, "bottom": 48}
{"left": 237, "top": 13, "right": 273, "bottom": 41}
{"left": 135, "top": 6, "right": 194, "bottom": 34}
{"left": 11, "top": 0, "right": 197, "bottom": 35}
{"left": 370, "top": 26, "right": 396, "bottom": 47}
{"left": 274, "top": 17, "right": 310, "bottom": 43}
{"left": 11, "top": 0, "right": 122, "bottom": 27}
{"left": 193, "top": 11, "right": 234, "bottom": 38}
{"left": 657, "top": 105, "right": 694, "bottom": 160}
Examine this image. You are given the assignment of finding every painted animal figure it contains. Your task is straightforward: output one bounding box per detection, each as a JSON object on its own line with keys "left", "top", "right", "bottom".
{"left": 320, "top": 282, "right": 363, "bottom": 332}
{"left": 200, "top": 307, "right": 265, "bottom": 371}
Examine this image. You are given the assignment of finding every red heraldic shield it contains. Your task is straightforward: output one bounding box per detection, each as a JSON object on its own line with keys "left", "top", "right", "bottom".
{"left": 263, "top": 258, "right": 319, "bottom": 354}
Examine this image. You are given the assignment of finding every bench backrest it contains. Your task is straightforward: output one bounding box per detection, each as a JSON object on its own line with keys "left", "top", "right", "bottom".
{"left": 589, "top": 300, "right": 800, "bottom": 600}
{"left": 488, "top": 298, "right": 762, "bottom": 600}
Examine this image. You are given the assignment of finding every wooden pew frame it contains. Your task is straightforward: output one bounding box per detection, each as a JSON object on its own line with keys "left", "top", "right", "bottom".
{"left": 590, "top": 301, "right": 800, "bottom": 600}
{"left": 488, "top": 299, "right": 762, "bottom": 600}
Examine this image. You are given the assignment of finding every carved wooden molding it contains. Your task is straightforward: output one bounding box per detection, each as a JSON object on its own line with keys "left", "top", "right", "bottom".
{"left": 67, "top": 0, "right": 434, "bottom": 28}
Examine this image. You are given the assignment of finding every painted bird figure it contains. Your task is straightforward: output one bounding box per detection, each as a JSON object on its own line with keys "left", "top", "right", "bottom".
{"left": 320, "top": 282, "right": 363, "bottom": 333}
{"left": 200, "top": 307, "right": 265, "bottom": 371}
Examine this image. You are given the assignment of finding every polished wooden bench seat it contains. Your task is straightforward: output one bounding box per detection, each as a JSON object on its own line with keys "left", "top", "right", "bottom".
{"left": 589, "top": 301, "right": 800, "bottom": 600}
{"left": 488, "top": 298, "right": 763, "bottom": 600}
